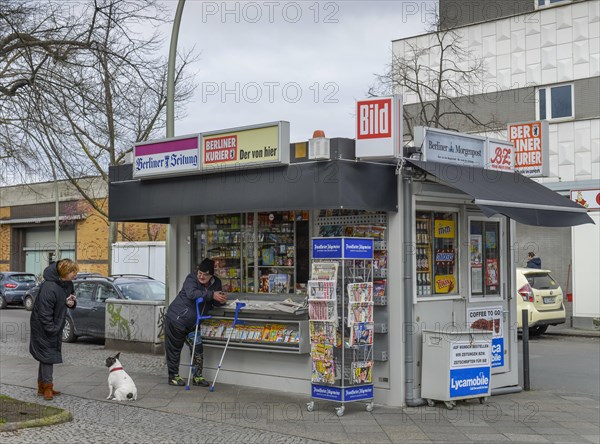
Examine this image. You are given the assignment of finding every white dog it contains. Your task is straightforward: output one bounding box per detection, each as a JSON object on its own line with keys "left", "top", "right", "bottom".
{"left": 105, "top": 352, "right": 138, "bottom": 401}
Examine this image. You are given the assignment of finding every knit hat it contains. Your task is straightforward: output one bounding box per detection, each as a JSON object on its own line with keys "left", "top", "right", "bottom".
{"left": 198, "top": 258, "right": 215, "bottom": 276}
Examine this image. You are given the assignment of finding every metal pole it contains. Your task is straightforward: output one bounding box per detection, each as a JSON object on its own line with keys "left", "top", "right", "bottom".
{"left": 522, "top": 309, "right": 530, "bottom": 391}
{"left": 165, "top": 0, "right": 186, "bottom": 305}
{"left": 166, "top": 0, "right": 186, "bottom": 138}
{"left": 50, "top": 158, "right": 60, "bottom": 262}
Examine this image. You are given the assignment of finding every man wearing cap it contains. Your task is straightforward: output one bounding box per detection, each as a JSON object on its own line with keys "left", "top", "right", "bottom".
{"left": 165, "top": 258, "right": 227, "bottom": 386}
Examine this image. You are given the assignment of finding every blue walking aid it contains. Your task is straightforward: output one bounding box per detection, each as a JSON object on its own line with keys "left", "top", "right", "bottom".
{"left": 185, "top": 297, "right": 212, "bottom": 390}
{"left": 209, "top": 301, "right": 246, "bottom": 392}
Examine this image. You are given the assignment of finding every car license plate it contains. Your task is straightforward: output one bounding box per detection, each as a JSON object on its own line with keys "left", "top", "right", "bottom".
{"left": 543, "top": 297, "right": 554, "bottom": 304}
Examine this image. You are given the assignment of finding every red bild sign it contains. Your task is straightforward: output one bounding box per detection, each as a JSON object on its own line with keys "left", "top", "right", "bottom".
{"left": 356, "top": 98, "right": 392, "bottom": 140}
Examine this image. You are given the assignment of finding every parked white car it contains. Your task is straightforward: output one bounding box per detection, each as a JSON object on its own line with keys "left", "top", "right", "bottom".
{"left": 516, "top": 267, "right": 566, "bottom": 335}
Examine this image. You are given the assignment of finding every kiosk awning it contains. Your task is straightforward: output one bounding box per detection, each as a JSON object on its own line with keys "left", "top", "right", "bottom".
{"left": 108, "top": 160, "right": 398, "bottom": 223}
{"left": 407, "top": 159, "right": 593, "bottom": 227}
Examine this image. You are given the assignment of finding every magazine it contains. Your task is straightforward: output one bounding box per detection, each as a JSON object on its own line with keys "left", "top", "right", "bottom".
{"left": 309, "top": 320, "right": 336, "bottom": 345}
{"left": 311, "top": 359, "right": 335, "bottom": 384}
{"left": 268, "top": 274, "right": 289, "bottom": 293}
{"left": 310, "top": 262, "right": 339, "bottom": 281}
{"left": 311, "top": 342, "right": 334, "bottom": 361}
{"left": 373, "top": 279, "right": 386, "bottom": 297}
{"left": 351, "top": 361, "right": 373, "bottom": 384}
{"left": 349, "top": 322, "right": 373, "bottom": 346}
{"left": 347, "top": 282, "right": 373, "bottom": 303}
{"left": 307, "top": 280, "right": 336, "bottom": 300}
{"left": 309, "top": 300, "right": 337, "bottom": 321}
{"left": 347, "top": 302, "right": 374, "bottom": 324}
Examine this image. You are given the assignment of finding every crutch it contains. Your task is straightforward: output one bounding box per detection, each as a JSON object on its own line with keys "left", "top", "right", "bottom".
{"left": 185, "top": 297, "right": 212, "bottom": 390}
{"left": 209, "top": 301, "right": 246, "bottom": 392}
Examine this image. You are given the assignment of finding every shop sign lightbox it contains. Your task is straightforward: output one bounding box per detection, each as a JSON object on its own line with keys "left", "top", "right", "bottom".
{"left": 312, "top": 237, "right": 374, "bottom": 260}
{"left": 133, "top": 134, "right": 199, "bottom": 179}
{"left": 200, "top": 121, "right": 290, "bottom": 173}
{"left": 414, "top": 127, "right": 486, "bottom": 168}
{"left": 508, "top": 120, "right": 549, "bottom": 177}
{"left": 355, "top": 96, "right": 403, "bottom": 159}
{"left": 570, "top": 188, "right": 600, "bottom": 210}
{"left": 484, "top": 138, "right": 514, "bottom": 172}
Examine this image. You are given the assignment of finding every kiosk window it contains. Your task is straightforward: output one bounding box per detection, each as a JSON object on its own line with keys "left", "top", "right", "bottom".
{"left": 416, "top": 211, "right": 458, "bottom": 297}
{"left": 470, "top": 220, "right": 501, "bottom": 297}
{"left": 192, "top": 211, "right": 310, "bottom": 295}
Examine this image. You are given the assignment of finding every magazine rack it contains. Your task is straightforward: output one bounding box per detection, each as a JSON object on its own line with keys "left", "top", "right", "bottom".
{"left": 306, "top": 237, "right": 374, "bottom": 417}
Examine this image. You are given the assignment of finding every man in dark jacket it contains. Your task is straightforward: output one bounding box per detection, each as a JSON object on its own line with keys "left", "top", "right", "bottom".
{"left": 526, "top": 252, "right": 542, "bottom": 269}
{"left": 30, "top": 259, "right": 78, "bottom": 400}
{"left": 165, "top": 258, "right": 227, "bottom": 386}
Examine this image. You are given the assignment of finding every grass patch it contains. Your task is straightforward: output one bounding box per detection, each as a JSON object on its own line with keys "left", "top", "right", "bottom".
{"left": 0, "top": 395, "right": 72, "bottom": 431}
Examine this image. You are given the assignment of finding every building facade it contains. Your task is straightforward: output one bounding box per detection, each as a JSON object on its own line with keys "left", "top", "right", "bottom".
{"left": 393, "top": 0, "right": 600, "bottom": 327}
{"left": 0, "top": 177, "right": 166, "bottom": 276}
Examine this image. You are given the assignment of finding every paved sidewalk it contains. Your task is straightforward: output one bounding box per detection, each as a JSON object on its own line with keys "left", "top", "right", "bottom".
{"left": 1, "top": 323, "right": 598, "bottom": 443}
{"left": 1, "top": 351, "right": 599, "bottom": 444}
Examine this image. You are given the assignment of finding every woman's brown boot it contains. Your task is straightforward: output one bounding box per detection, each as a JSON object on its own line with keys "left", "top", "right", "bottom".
{"left": 43, "top": 383, "right": 54, "bottom": 400}
{"left": 39, "top": 381, "right": 61, "bottom": 397}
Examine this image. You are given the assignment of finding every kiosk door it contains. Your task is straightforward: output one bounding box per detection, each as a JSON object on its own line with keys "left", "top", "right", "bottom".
{"left": 466, "top": 215, "right": 511, "bottom": 374}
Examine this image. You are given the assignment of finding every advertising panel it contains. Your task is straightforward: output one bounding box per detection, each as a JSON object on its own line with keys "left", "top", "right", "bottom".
{"left": 415, "top": 127, "right": 486, "bottom": 167}
{"left": 356, "top": 96, "right": 403, "bottom": 159}
{"left": 508, "top": 120, "right": 549, "bottom": 177}
{"left": 467, "top": 306, "right": 504, "bottom": 368}
{"left": 200, "top": 121, "right": 290, "bottom": 172}
{"left": 312, "top": 238, "right": 374, "bottom": 260}
{"left": 133, "top": 135, "right": 199, "bottom": 179}
{"left": 311, "top": 385, "right": 342, "bottom": 401}
{"left": 344, "top": 385, "right": 374, "bottom": 401}
{"left": 485, "top": 138, "right": 515, "bottom": 172}
{"left": 449, "top": 340, "right": 491, "bottom": 398}
{"left": 570, "top": 189, "right": 600, "bottom": 210}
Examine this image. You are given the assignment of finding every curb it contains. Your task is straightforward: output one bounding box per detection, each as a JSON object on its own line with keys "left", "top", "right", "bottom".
{"left": 545, "top": 331, "right": 600, "bottom": 339}
{"left": 0, "top": 404, "right": 72, "bottom": 432}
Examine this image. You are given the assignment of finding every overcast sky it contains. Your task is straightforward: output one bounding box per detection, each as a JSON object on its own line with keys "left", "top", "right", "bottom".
{"left": 166, "top": 1, "right": 436, "bottom": 142}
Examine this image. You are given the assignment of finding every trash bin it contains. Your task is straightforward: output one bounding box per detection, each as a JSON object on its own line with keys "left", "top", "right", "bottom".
{"left": 421, "top": 329, "right": 492, "bottom": 409}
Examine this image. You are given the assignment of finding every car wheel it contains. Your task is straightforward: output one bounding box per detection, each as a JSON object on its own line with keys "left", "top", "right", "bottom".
{"left": 533, "top": 325, "right": 548, "bottom": 335}
{"left": 0, "top": 295, "right": 6, "bottom": 309}
{"left": 62, "top": 317, "right": 77, "bottom": 343}
{"left": 24, "top": 296, "right": 34, "bottom": 311}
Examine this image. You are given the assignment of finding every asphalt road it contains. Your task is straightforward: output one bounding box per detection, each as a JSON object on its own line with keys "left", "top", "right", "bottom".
{"left": 518, "top": 333, "right": 600, "bottom": 397}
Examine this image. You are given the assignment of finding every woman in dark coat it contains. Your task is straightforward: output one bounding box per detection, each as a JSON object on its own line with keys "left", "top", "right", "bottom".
{"left": 30, "top": 259, "right": 79, "bottom": 400}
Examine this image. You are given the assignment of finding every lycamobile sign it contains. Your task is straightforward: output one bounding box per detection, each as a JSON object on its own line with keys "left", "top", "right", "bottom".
{"left": 449, "top": 368, "right": 490, "bottom": 397}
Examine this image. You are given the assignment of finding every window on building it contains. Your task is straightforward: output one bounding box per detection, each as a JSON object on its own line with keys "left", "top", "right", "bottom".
{"left": 415, "top": 210, "right": 459, "bottom": 298}
{"left": 469, "top": 219, "right": 502, "bottom": 299}
{"left": 537, "top": 0, "right": 570, "bottom": 7}
{"left": 537, "top": 84, "right": 573, "bottom": 120}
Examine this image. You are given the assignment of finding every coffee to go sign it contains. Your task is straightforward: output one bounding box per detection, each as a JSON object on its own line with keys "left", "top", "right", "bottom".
{"left": 355, "top": 96, "right": 403, "bottom": 159}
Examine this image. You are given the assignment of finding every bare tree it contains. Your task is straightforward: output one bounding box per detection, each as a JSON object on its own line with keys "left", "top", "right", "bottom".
{"left": 1, "top": 1, "right": 197, "bottom": 247}
{"left": 369, "top": 21, "right": 499, "bottom": 138}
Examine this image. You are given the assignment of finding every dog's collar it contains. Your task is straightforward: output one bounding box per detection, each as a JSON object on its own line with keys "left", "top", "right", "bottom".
{"left": 110, "top": 367, "right": 124, "bottom": 373}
